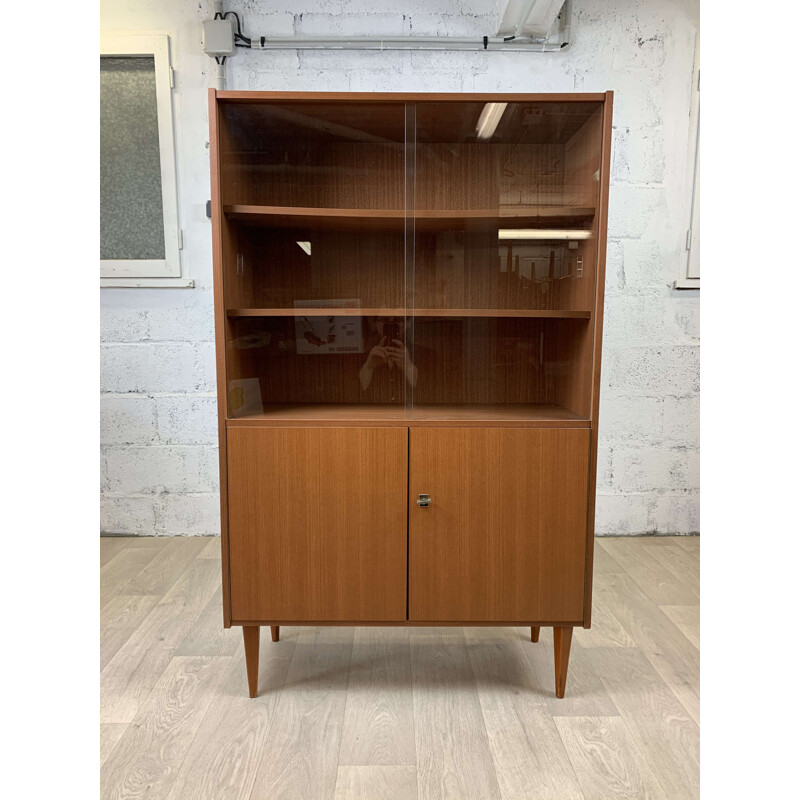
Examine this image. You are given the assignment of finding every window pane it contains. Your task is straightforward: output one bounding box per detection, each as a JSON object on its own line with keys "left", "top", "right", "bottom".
{"left": 100, "top": 56, "right": 165, "bottom": 260}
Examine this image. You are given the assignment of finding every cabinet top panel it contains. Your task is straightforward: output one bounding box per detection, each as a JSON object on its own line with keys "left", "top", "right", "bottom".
{"left": 214, "top": 91, "right": 611, "bottom": 104}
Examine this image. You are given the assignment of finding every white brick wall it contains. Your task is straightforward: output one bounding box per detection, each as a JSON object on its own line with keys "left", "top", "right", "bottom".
{"left": 100, "top": 0, "right": 700, "bottom": 535}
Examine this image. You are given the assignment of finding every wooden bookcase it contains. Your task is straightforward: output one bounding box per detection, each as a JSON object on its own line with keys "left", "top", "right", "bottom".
{"left": 209, "top": 91, "right": 613, "bottom": 699}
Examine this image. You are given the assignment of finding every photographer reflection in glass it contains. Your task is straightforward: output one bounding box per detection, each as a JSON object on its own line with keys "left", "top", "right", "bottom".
{"left": 359, "top": 317, "right": 418, "bottom": 392}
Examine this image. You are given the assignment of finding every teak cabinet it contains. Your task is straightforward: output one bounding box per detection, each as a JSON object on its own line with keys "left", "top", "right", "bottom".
{"left": 209, "top": 90, "right": 613, "bottom": 699}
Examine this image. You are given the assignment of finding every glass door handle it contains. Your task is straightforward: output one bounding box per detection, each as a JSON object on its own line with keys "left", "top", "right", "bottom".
{"left": 417, "top": 494, "right": 431, "bottom": 508}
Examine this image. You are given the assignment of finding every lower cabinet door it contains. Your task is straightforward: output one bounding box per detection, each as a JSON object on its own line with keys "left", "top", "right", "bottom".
{"left": 409, "top": 428, "right": 590, "bottom": 622}
{"left": 227, "top": 427, "right": 408, "bottom": 622}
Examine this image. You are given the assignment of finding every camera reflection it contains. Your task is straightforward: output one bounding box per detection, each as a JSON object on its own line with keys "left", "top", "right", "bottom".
{"left": 359, "top": 317, "right": 418, "bottom": 391}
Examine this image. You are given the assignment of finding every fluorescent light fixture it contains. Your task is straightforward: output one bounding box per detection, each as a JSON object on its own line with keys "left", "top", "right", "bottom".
{"left": 475, "top": 102, "right": 507, "bottom": 140}
{"left": 296, "top": 241, "right": 311, "bottom": 255}
{"left": 498, "top": 229, "right": 592, "bottom": 240}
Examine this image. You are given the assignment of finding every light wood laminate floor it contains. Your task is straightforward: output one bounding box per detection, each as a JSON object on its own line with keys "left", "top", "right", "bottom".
{"left": 100, "top": 535, "right": 700, "bottom": 800}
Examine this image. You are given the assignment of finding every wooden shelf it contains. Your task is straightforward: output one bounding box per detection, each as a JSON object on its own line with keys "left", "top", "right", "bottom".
{"left": 227, "top": 308, "right": 592, "bottom": 319}
{"left": 223, "top": 204, "right": 595, "bottom": 232}
{"left": 226, "top": 403, "right": 590, "bottom": 428}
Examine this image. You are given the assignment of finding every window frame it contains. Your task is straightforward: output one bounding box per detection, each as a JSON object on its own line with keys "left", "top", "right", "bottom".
{"left": 675, "top": 34, "right": 700, "bottom": 290}
{"left": 100, "top": 33, "right": 182, "bottom": 281}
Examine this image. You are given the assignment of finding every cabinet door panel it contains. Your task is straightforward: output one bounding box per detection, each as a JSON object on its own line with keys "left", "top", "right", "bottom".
{"left": 227, "top": 427, "right": 408, "bottom": 621}
{"left": 409, "top": 428, "right": 590, "bottom": 622}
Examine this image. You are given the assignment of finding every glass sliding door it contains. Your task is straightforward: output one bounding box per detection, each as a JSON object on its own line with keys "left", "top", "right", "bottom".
{"left": 409, "top": 100, "right": 604, "bottom": 422}
{"left": 217, "top": 100, "right": 410, "bottom": 421}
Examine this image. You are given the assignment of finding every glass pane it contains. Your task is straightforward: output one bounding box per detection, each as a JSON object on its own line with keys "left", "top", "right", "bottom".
{"left": 219, "top": 102, "right": 407, "bottom": 311}
{"left": 218, "top": 102, "right": 405, "bottom": 209}
{"left": 222, "top": 224, "right": 405, "bottom": 310}
{"left": 100, "top": 56, "right": 165, "bottom": 260}
{"left": 410, "top": 101, "right": 603, "bottom": 419}
{"left": 408, "top": 316, "right": 592, "bottom": 421}
{"left": 227, "top": 314, "right": 410, "bottom": 420}
{"left": 219, "top": 101, "right": 409, "bottom": 419}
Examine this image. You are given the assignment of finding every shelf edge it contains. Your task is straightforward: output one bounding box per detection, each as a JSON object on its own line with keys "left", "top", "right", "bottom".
{"left": 227, "top": 308, "right": 592, "bottom": 319}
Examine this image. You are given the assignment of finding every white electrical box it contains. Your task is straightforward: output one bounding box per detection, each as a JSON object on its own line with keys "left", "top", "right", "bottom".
{"left": 202, "top": 19, "right": 235, "bottom": 57}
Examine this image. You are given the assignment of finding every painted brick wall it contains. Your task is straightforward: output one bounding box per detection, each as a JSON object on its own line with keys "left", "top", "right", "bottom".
{"left": 100, "top": 0, "right": 700, "bottom": 536}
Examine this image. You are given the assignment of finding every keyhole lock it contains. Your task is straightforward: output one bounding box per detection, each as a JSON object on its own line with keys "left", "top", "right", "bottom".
{"left": 417, "top": 493, "right": 431, "bottom": 508}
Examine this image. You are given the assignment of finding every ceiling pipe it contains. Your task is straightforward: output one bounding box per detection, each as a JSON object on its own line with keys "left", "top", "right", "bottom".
{"left": 246, "top": 35, "right": 568, "bottom": 52}
{"left": 241, "top": 2, "right": 572, "bottom": 53}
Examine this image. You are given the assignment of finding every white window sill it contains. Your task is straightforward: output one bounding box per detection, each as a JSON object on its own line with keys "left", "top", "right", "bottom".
{"left": 100, "top": 278, "right": 195, "bottom": 288}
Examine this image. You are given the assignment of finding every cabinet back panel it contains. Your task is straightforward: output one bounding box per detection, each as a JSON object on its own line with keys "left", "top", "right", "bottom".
{"left": 413, "top": 231, "right": 595, "bottom": 312}
{"left": 411, "top": 317, "right": 592, "bottom": 411}
{"left": 241, "top": 227, "right": 405, "bottom": 310}
{"left": 219, "top": 102, "right": 406, "bottom": 208}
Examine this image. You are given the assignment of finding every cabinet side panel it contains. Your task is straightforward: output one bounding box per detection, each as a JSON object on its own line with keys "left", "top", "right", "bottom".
{"left": 409, "top": 427, "right": 590, "bottom": 622}
{"left": 583, "top": 92, "right": 614, "bottom": 626}
{"left": 209, "top": 89, "right": 232, "bottom": 626}
{"left": 227, "top": 427, "right": 408, "bottom": 621}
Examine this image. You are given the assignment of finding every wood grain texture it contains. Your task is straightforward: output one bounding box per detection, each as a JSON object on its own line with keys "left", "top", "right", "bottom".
{"left": 339, "top": 627, "right": 416, "bottom": 766}
{"left": 208, "top": 88, "right": 232, "bottom": 627}
{"left": 554, "top": 627, "right": 574, "bottom": 699}
{"left": 227, "top": 315, "right": 592, "bottom": 411}
{"left": 100, "top": 537, "right": 128, "bottom": 567}
{"left": 227, "top": 307, "right": 591, "bottom": 318}
{"left": 211, "top": 94, "right": 614, "bottom": 656}
{"left": 248, "top": 626, "right": 354, "bottom": 799}
{"left": 232, "top": 226, "right": 404, "bottom": 308}
{"left": 411, "top": 632, "right": 503, "bottom": 800}
{"left": 227, "top": 427, "right": 407, "bottom": 622}
{"left": 101, "top": 656, "right": 229, "bottom": 800}
{"left": 555, "top": 716, "right": 668, "bottom": 800}
{"left": 197, "top": 536, "right": 222, "bottom": 559}
{"left": 175, "top": 588, "right": 240, "bottom": 657}
{"left": 118, "top": 536, "right": 209, "bottom": 597}
{"left": 243, "top": 627, "right": 260, "bottom": 698}
{"left": 409, "top": 428, "right": 590, "bottom": 621}
{"left": 100, "top": 559, "right": 221, "bottom": 724}
{"left": 166, "top": 642, "right": 296, "bottom": 800}
{"left": 463, "top": 626, "right": 585, "bottom": 800}
{"left": 519, "top": 626, "right": 619, "bottom": 716}
{"left": 99, "top": 536, "right": 699, "bottom": 800}
{"left": 334, "top": 767, "right": 418, "bottom": 800}
{"left": 226, "top": 403, "right": 589, "bottom": 426}
{"left": 582, "top": 93, "right": 614, "bottom": 626}
{"left": 224, "top": 204, "right": 594, "bottom": 231}
{"left": 587, "top": 648, "right": 699, "bottom": 800}
{"left": 101, "top": 594, "right": 161, "bottom": 670}
{"left": 573, "top": 598, "right": 636, "bottom": 649}
{"left": 100, "top": 546, "right": 165, "bottom": 609}
{"left": 216, "top": 91, "right": 608, "bottom": 102}
{"left": 594, "top": 571, "right": 700, "bottom": 724}
{"left": 675, "top": 536, "right": 699, "bottom": 553}
{"left": 659, "top": 605, "right": 699, "bottom": 650}
{"left": 645, "top": 544, "right": 701, "bottom": 589}
{"left": 599, "top": 539, "right": 699, "bottom": 605}
{"left": 100, "top": 723, "right": 128, "bottom": 768}
{"left": 592, "top": 541, "right": 628, "bottom": 575}
{"left": 101, "top": 536, "right": 167, "bottom": 566}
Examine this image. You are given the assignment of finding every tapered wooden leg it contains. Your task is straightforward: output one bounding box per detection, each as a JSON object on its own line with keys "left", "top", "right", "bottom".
{"left": 270, "top": 625, "right": 280, "bottom": 642}
{"left": 553, "top": 626, "right": 573, "bottom": 699}
{"left": 242, "top": 626, "right": 260, "bottom": 698}
{"left": 531, "top": 626, "right": 540, "bottom": 643}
